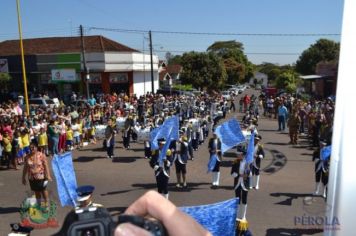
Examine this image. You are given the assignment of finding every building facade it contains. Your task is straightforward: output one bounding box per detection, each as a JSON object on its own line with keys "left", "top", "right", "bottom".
{"left": 0, "top": 35, "right": 159, "bottom": 101}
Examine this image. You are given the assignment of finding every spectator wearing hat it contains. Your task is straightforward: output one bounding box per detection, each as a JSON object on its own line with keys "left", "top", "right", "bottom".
{"left": 231, "top": 150, "right": 249, "bottom": 221}
{"left": 208, "top": 133, "right": 222, "bottom": 188}
{"left": 150, "top": 141, "right": 174, "bottom": 199}
{"left": 175, "top": 133, "right": 189, "bottom": 188}
{"left": 250, "top": 135, "right": 264, "bottom": 189}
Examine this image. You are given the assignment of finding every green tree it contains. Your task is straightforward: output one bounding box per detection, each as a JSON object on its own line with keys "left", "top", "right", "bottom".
{"left": 167, "top": 54, "right": 182, "bottom": 65}
{"left": 180, "top": 52, "right": 227, "bottom": 90}
{"left": 207, "top": 40, "right": 244, "bottom": 55}
{"left": 274, "top": 70, "right": 300, "bottom": 93}
{"left": 296, "top": 38, "right": 340, "bottom": 75}
{"left": 0, "top": 73, "right": 11, "bottom": 89}
{"left": 207, "top": 40, "right": 251, "bottom": 84}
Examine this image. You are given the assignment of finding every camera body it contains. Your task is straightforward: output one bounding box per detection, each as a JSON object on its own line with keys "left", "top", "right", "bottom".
{"left": 56, "top": 205, "right": 167, "bottom": 236}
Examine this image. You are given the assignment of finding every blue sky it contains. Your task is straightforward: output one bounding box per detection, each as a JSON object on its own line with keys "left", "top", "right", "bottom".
{"left": 1, "top": 0, "right": 344, "bottom": 65}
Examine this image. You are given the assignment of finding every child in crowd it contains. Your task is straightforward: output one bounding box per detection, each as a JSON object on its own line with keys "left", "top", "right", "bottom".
{"left": 38, "top": 127, "right": 48, "bottom": 155}
{"left": 89, "top": 123, "right": 96, "bottom": 144}
{"left": 66, "top": 124, "right": 74, "bottom": 151}
{"left": 2, "top": 132, "right": 16, "bottom": 169}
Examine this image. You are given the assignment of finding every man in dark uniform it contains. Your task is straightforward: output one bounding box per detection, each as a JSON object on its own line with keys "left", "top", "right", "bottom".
{"left": 231, "top": 151, "right": 249, "bottom": 220}
{"left": 312, "top": 140, "right": 330, "bottom": 198}
{"left": 175, "top": 134, "right": 189, "bottom": 188}
{"left": 150, "top": 142, "right": 174, "bottom": 199}
{"left": 105, "top": 119, "right": 116, "bottom": 159}
{"left": 250, "top": 135, "right": 264, "bottom": 189}
{"left": 123, "top": 115, "right": 133, "bottom": 149}
{"left": 208, "top": 133, "right": 222, "bottom": 188}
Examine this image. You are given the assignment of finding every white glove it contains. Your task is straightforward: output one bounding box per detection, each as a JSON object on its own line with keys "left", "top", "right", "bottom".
{"left": 166, "top": 161, "right": 171, "bottom": 166}
{"left": 258, "top": 154, "right": 263, "bottom": 159}
{"left": 153, "top": 165, "right": 159, "bottom": 171}
{"left": 231, "top": 172, "right": 238, "bottom": 178}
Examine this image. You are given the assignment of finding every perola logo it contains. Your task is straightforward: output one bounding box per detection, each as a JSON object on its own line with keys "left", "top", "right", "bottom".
{"left": 19, "top": 197, "right": 59, "bottom": 229}
{"left": 294, "top": 196, "right": 340, "bottom": 231}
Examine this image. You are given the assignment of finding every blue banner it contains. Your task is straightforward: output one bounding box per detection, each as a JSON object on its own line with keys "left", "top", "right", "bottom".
{"left": 51, "top": 152, "right": 78, "bottom": 207}
{"left": 321, "top": 145, "right": 332, "bottom": 161}
{"left": 180, "top": 198, "right": 239, "bottom": 236}
{"left": 150, "top": 116, "right": 179, "bottom": 150}
{"left": 214, "top": 118, "right": 246, "bottom": 153}
{"left": 245, "top": 132, "right": 255, "bottom": 164}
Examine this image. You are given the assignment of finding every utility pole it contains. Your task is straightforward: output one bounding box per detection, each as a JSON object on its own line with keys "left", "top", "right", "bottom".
{"left": 149, "top": 30, "right": 154, "bottom": 93}
{"left": 80, "top": 25, "right": 90, "bottom": 100}
{"left": 16, "top": 0, "right": 29, "bottom": 115}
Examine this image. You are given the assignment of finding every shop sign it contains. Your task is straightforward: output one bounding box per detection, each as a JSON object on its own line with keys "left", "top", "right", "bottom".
{"left": 51, "top": 69, "right": 78, "bottom": 81}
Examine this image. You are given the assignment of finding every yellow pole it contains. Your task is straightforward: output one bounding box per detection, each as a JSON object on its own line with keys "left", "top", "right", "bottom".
{"left": 16, "top": 0, "right": 29, "bottom": 115}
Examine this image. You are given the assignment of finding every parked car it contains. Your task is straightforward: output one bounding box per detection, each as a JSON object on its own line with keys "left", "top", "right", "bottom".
{"left": 221, "top": 91, "right": 231, "bottom": 100}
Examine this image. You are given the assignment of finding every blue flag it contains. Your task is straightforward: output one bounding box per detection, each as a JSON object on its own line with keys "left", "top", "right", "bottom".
{"left": 321, "top": 145, "right": 332, "bottom": 161}
{"left": 214, "top": 118, "right": 246, "bottom": 153}
{"left": 207, "top": 154, "right": 218, "bottom": 173}
{"left": 150, "top": 116, "right": 179, "bottom": 150}
{"left": 180, "top": 198, "right": 239, "bottom": 236}
{"left": 158, "top": 126, "right": 174, "bottom": 166}
{"left": 51, "top": 152, "right": 78, "bottom": 207}
{"left": 245, "top": 132, "right": 255, "bottom": 164}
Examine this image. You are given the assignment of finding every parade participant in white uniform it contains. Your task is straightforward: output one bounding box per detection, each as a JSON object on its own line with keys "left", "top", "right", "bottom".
{"left": 250, "top": 135, "right": 264, "bottom": 189}
{"left": 174, "top": 134, "right": 189, "bottom": 188}
{"left": 312, "top": 140, "right": 330, "bottom": 198}
{"left": 231, "top": 151, "right": 249, "bottom": 221}
{"left": 150, "top": 139, "right": 174, "bottom": 199}
{"left": 208, "top": 133, "right": 222, "bottom": 188}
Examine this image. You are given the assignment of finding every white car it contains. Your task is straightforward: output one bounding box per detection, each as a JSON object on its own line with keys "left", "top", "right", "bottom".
{"left": 221, "top": 91, "right": 231, "bottom": 100}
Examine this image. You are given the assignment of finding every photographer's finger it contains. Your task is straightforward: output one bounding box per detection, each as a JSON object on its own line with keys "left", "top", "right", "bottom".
{"left": 115, "top": 223, "right": 152, "bottom": 236}
{"left": 125, "top": 191, "right": 175, "bottom": 223}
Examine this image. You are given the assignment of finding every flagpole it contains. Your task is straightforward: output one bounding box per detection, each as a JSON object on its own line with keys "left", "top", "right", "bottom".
{"left": 16, "top": 0, "right": 30, "bottom": 115}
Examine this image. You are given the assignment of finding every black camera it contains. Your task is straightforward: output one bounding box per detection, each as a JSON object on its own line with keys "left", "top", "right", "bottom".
{"left": 54, "top": 206, "right": 167, "bottom": 236}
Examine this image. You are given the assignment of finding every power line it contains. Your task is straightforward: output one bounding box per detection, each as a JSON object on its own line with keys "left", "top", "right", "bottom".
{"left": 140, "top": 49, "right": 300, "bottom": 56}
{"left": 89, "top": 26, "right": 340, "bottom": 37}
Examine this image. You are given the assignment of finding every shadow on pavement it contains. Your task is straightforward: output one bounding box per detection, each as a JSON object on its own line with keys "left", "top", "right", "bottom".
{"left": 131, "top": 182, "right": 211, "bottom": 193}
{"left": 0, "top": 207, "right": 20, "bottom": 214}
{"left": 101, "top": 189, "right": 132, "bottom": 196}
{"left": 73, "top": 156, "right": 103, "bottom": 162}
{"left": 263, "top": 149, "right": 287, "bottom": 174}
{"left": 270, "top": 192, "right": 313, "bottom": 206}
{"left": 259, "top": 129, "right": 279, "bottom": 132}
{"left": 265, "top": 228, "right": 323, "bottom": 236}
{"left": 112, "top": 156, "right": 140, "bottom": 163}
{"left": 129, "top": 148, "right": 144, "bottom": 152}
{"left": 265, "top": 142, "right": 288, "bottom": 146}
{"left": 86, "top": 147, "right": 105, "bottom": 152}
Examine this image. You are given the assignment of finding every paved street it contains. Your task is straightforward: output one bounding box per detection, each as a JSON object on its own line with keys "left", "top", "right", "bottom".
{"left": 0, "top": 89, "right": 325, "bottom": 236}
